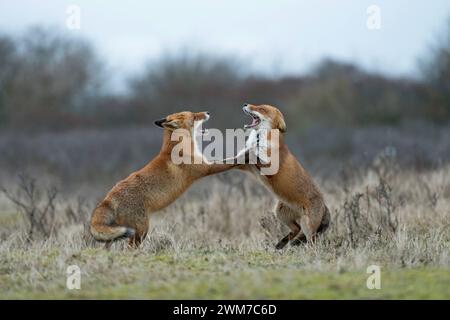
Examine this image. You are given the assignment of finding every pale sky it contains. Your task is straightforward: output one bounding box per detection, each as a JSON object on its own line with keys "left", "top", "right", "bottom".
{"left": 1, "top": 0, "right": 449, "bottom": 88}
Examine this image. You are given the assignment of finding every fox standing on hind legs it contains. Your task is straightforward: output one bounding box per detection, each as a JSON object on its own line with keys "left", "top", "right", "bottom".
{"left": 236, "top": 104, "right": 330, "bottom": 249}
{"left": 90, "top": 111, "right": 235, "bottom": 248}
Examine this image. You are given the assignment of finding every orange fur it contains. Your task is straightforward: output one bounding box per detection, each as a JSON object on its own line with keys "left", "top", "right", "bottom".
{"left": 238, "top": 104, "right": 330, "bottom": 248}
{"left": 90, "top": 111, "right": 236, "bottom": 248}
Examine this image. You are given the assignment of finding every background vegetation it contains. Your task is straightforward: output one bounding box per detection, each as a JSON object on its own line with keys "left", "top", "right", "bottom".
{"left": 0, "top": 21, "right": 449, "bottom": 299}
{"left": 0, "top": 21, "right": 449, "bottom": 132}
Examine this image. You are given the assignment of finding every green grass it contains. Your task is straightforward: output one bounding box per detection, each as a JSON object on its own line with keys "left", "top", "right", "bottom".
{"left": 1, "top": 248, "right": 449, "bottom": 299}
{"left": 0, "top": 211, "right": 22, "bottom": 227}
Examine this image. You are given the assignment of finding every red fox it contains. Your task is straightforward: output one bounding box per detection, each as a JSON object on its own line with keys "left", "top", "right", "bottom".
{"left": 236, "top": 104, "right": 330, "bottom": 248}
{"left": 90, "top": 111, "right": 236, "bottom": 248}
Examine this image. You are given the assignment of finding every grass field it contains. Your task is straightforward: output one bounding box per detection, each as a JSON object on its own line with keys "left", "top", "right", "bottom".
{"left": 0, "top": 162, "right": 449, "bottom": 299}
{"left": 1, "top": 246, "right": 449, "bottom": 299}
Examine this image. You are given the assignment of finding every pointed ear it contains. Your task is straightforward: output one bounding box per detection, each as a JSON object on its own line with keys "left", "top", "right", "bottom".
{"left": 162, "top": 119, "right": 181, "bottom": 130}
{"left": 276, "top": 115, "right": 286, "bottom": 132}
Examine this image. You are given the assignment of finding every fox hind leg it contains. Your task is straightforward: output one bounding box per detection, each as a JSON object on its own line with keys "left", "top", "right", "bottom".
{"left": 290, "top": 227, "right": 307, "bottom": 246}
{"left": 275, "top": 221, "right": 302, "bottom": 249}
{"left": 128, "top": 231, "right": 148, "bottom": 248}
{"left": 275, "top": 234, "right": 290, "bottom": 250}
{"left": 274, "top": 201, "right": 305, "bottom": 249}
{"left": 299, "top": 208, "right": 323, "bottom": 244}
{"left": 90, "top": 203, "right": 136, "bottom": 246}
{"left": 300, "top": 201, "right": 329, "bottom": 244}
{"left": 104, "top": 240, "right": 112, "bottom": 250}
{"left": 127, "top": 220, "right": 149, "bottom": 249}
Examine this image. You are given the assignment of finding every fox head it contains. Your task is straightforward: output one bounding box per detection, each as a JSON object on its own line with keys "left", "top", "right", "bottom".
{"left": 242, "top": 104, "right": 286, "bottom": 133}
{"left": 154, "top": 111, "right": 210, "bottom": 133}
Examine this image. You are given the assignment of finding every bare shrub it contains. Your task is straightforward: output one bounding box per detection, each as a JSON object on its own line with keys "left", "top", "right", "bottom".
{"left": 371, "top": 146, "right": 399, "bottom": 181}
{"left": 374, "top": 178, "right": 398, "bottom": 234}
{"left": 64, "top": 197, "right": 94, "bottom": 246}
{"left": 0, "top": 174, "right": 93, "bottom": 243}
{"left": 342, "top": 192, "right": 366, "bottom": 246}
{"left": 0, "top": 174, "right": 58, "bottom": 240}
{"left": 332, "top": 176, "right": 400, "bottom": 249}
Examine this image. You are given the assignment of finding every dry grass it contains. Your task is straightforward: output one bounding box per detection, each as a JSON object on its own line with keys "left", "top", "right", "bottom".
{"left": 0, "top": 158, "right": 449, "bottom": 298}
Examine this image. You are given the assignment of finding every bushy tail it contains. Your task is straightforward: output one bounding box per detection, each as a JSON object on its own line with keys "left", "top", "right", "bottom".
{"left": 317, "top": 206, "right": 330, "bottom": 234}
{"left": 90, "top": 203, "right": 135, "bottom": 241}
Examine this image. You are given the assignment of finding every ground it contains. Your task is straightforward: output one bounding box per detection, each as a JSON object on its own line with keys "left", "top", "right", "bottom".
{"left": 1, "top": 247, "right": 449, "bottom": 299}
{"left": 0, "top": 166, "right": 449, "bottom": 299}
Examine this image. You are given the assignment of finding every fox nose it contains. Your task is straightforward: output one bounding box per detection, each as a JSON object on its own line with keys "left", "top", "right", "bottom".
{"left": 154, "top": 118, "right": 166, "bottom": 128}
{"left": 243, "top": 103, "right": 249, "bottom": 107}
{"left": 205, "top": 111, "right": 210, "bottom": 115}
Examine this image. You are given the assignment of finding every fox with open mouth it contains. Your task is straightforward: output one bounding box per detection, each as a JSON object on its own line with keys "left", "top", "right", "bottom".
{"left": 90, "top": 111, "right": 237, "bottom": 248}
{"left": 237, "top": 103, "right": 330, "bottom": 248}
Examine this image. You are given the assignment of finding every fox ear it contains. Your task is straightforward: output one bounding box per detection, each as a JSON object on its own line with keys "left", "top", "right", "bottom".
{"left": 276, "top": 116, "right": 286, "bottom": 132}
{"left": 162, "top": 119, "right": 181, "bottom": 130}
{"left": 154, "top": 118, "right": 180, "bottom": 130}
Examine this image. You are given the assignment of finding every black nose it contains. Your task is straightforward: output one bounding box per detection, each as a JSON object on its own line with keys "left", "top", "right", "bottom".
{"left": 206, "top": 111, "right": 210, "bottom": 115}
{"left": 243, "top": 103, "right": 249, "bottom": 107}
{"left": 154, "top": 118, "right": 166, "bottom": 128}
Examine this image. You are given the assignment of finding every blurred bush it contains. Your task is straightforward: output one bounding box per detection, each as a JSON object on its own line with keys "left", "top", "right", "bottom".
{"left": 128, "top": 53, "right": 242, "bottom": 122}
{"left": 0, "top": 22, "right": 449, "bottom": 132}
{"left": 0, "top": 26, "right": 103, "bottom": 130}
{"left": 419, "top": 18, "right": 450, "bottom": 122}
{"left": 284, "top": 60, "right": 428, "bottom": 129}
